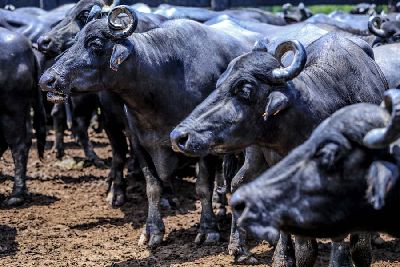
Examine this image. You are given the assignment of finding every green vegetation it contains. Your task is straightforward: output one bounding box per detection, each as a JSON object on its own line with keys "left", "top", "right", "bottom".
{"left": 264, "top": 4, "right": 388, "bottom": 14}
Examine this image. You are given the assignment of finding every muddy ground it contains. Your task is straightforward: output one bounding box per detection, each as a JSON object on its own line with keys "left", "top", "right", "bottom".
{"left": 0, "top": 131, "right": 399, "bottom": 267}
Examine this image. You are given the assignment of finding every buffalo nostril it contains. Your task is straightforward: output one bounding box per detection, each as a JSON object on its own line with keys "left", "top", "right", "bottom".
{"left": 38, "top": 36, "right": 52, "bottom": 51}
{"left": 177, "top": 133, "right": 189, "bottom": 149}
{"left": 40, "top": 74, "right": 57, "bottom": 91}
{"left": 47, "top": 76, "right": 56, "bottom": 88}
{"left": 170, "top": 129, "right": 189, "bottom": 152}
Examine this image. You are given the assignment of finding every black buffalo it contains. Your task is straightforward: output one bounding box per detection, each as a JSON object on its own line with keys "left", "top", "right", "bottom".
{"left": 37, "top": 0, "right": 165, "bottom": 56}
{"left": 282, "top": 2, "right": 313, "bottom": 23}
{"left": 374, "top": 42, "right": 400, "bottom": 89}
{"left": 37, "top": 1, "right": 166, "bottom": 206}
{"left": 350, "top": 3, "right": 377, "bottom": 15}
{"left": 154, "top": 4, "right": 287, "bottom": 25}
{"left": 171, "top": 33, "right": 387, "bottom": 266}
{"left": 368, "top": 15, "right": 400, "bottom": 46}
{"left": 231, "top": 89, "right": 400, "bottom": 239}
{"left": 39, "top": 6, "right": 260, "bottom": 248}
{"left": 0, "top": 28, "right": 46, "bottom": 206}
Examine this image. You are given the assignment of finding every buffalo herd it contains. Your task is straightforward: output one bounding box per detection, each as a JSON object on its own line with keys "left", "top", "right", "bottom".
{"left": 1, "top": 1, "right": 400, "bottom": 266}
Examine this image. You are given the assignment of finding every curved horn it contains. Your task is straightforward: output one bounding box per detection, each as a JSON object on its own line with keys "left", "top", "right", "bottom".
{"left": 87, "top": 5, "right": 102, "bottom": 22}
{"left": 108, "top": 5, "right": 138, "bottom": 39}
{"left": 110, "top": 0, "right": 120, "bottom": 8}
{"left": 282, "top": 3, "right": 292, "bottom": 14}
{"left": 271, "top": 40, "right": 307, "bottom": 83}
{"left": 368, "top": 16, "right": 389, "bottom": 38}
{"left": 363, "top": 89, "right": 400, "bottom": 148}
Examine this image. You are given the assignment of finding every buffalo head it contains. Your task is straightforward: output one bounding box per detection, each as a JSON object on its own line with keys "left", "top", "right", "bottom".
{"left": 282, "top": 3, "right": 313, "bottom": 23}
{"left": 37, "top": 0, "right": 119, "bottom": 56}
{"left": 369, "top": 15, "right": 400, "bottom": 47}
{"left": 231, "top": 89, "right": 400, "bottom": 239}
{"left": 39, "top": 5, "right": 137, "bottom": 103}
{"left": 171, "top": 39, "right": 308, "bottom": 156}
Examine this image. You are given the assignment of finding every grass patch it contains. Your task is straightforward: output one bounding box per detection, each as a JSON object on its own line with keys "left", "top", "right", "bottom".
{"left": 264, "top": 4, "right": 387, "bottom": 14}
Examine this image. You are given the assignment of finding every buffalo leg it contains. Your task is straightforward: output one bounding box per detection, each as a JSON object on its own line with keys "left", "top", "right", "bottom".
{"left": 213, "top": 162, "right": 227, "bottom": 218}
{"left": 272, "top": 233, "right": 296, "bottom": 267}
{"left": 71, "top": 96, "right": 102, "bottom": 166}
{"left": 99, "top": 93, "right": 129, "bottom": 207}
{"left": 104, "top": 124, "right": 127, "bottom": 207}
{"left": 294, "top": 237, "right": 318, "bottom": 267}
{"left": 350, "top": 233, "right": 372, "bottom": 267}
{"left": 73, "top": 115, "right": 101, "bottom": 164}
{"left": 195, "top": 156, "right": 220, "bottom": 244}
{"left": 0, "top": 132, "right": 7, "bottom": 157}
{"left": 51, "top": 103, "right": 65, "bottom": 159}
{"left": 229, "top": 146, "right": 270, "bottom": 263}
{"left": 330, "top": 237, "right": 353, "bottom": 267}
{"left": 138, "top": 164, "right": 164, "bottom": 247}
{"left": 138, "top": 147, "right": 179, "bottom": 248}
{"left": 1, "top": 113, "right": 31, "bottom": 206}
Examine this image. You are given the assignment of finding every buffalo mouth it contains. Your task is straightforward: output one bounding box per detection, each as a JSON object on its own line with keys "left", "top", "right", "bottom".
{"left": 47, "top": 90, "right": 67, "bottom": 103}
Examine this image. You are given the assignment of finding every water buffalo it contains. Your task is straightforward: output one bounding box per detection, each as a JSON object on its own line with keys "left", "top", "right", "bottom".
{"left": 282, "top": 2, "right": 313, "bottom": 23}
{"left": 37, "top": 0, "right": 165, "bottom": 56}
{"left": 0, "top": 5, "right": 105, "bottom": 168}
{"left": 37, "top": 0, "right": 167, "bottom": 206}
{"left": 171, "top": 33, "right": 387, "bottom": 266}
{"left": 0, "top": 28, "right": 46, "bottom": 206}
{"left": 306, "top": 12, "right": 371, "bottom": 35}
{"left": 374, "top": 43, "right": 400, "bottom": 88}
{"left": 368, "top": 15, "right": 400, "bottom": 46}
{"left": 351, "top": 3, "right": 377, "bottom": 15}
{"left": 154, "top": 4, "right": 286, "bottom": 25}
{"left": 231, "top": 89, "right": 400, "bottom": 239}
{"left": 39, "top": 6, "right": 261, "bottom": 248}
{"left": 0, "top": 5, "right": 72, "bottom": 43}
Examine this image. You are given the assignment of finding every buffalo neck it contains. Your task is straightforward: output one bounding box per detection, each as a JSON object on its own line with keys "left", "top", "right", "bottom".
{"left": 112, "top": 21, "right": 239, "bottom": 141}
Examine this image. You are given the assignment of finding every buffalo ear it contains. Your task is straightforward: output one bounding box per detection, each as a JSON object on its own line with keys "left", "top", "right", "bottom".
{"left": 366, "top": 160, "right": 399, "bottom": 210}
{"left": 263, "top": 91, "right": 289, "bottom": 121}
{"left": 110, "top": 42, "right": 132, "bottom": 71}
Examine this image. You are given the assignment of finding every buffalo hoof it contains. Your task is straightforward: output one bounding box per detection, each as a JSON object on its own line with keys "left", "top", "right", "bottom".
{"left": 55, "top": 149, "right": 64, "bottom": 160}
{"left": 138, "top": 230, "right": 164, "bottom": 248}
{"left": 92, "top": 158, "right": 105, "bottom": 168}
{"left": 160, "top": 197, "right": 172, "bottom": 209}
{"left": 330, "top": 242, "right": 353, "bottom": 267}
{"left": 229, "top": 243, "right": 258, "bottom": 264}
{"left": 372, "top": 233, "right": 385, "bottom": 246}
{"left": 194, "top": 231, "right": 220, "bottom": 245}
{"left": 106, "top": 184, "right": 125, "bottom": 208}
{"left": 3, "top": 195, "right": 25, "bottom": 206}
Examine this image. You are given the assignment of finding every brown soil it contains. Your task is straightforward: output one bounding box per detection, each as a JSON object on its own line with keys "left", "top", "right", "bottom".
{"left": 0, "top": 131, "right": 399, "bottom": 267}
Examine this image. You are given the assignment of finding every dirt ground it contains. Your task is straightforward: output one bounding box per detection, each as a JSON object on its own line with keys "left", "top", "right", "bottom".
{"left": 1, "top": 131, "right": 399, "bottom": 267}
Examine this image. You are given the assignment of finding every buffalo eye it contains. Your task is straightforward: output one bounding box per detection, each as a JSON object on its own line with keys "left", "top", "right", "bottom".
{"left": 77, "top": 10, "right": 90, "bottom": 23}
{"left": 87, "top": 38, "right": 104, "bottom": 54}
{"left": 315, "top": 142, "right": 341, "bottom": 170}
{"left": 236, "top": 83, "right": 254, "bottom": 102}
{"left": 392, "top": 35, "right": 400, "bottom": 42}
